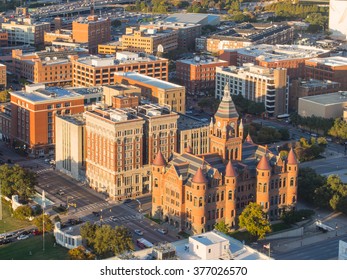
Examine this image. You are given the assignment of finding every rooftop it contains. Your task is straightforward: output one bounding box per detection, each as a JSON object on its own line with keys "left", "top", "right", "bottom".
{"left": 299, "top": 91, "right": 347, "bottom": 105}
{"left": 306, "top": 56, "right": 347, "bottom": 67}
{"left": 142, "top": 21, "right": 201, "bottom": 29}
{"left": 137, "top": 104, "right": 176, "bottom": 118}
{"left": 164, "top": 13, "right": 220, "bottom": 26}
{"left": 10, "top": 85, "right": 83, "bottom": 103}
{"left": 177, "top": 113, "right": 210, "bottom": 130}
{"left": 86, "top": 107, "right": 142, "bottom": 123}
{"left": 217, "top": 64, "right": 277, "bottom": 77}
{"left": 236, "top": 44, "right": 329, "bottom": 62}
{"left": 298, "top": 79, "right": 340, "bottom": 88}
{"left": 178, "top": 56, "right": 226, "bottom": 65}
{"left": 190, "top": 231, "right": 228, "bottom": 246}
{"left": 57, "top": 114, "right": 85, "bottom": 126}
{"left": 70, "top": 86, "right": 103, "bottom": 95}
{"left": 114, "top": 72, "right": 182, "bottom": 90}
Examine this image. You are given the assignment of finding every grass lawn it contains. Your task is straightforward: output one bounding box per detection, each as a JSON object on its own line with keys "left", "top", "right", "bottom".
{"left": 0, "top": 233, "right": 69, "bottom": 260}
{"left": 0, "top": 198, "right": 32, "bottom": 234}
{"left": 229, "top": 230, "right": 253, "bottom": 244}
{"left": 271, "top": 222, "right": 292, "bottom": 232}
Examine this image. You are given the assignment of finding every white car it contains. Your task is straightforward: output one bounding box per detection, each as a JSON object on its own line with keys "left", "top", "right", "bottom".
{"left": 134, "top": 229, "right": 143, "bottom": 236}
{"left": 17, "top": 234, "right": 29, "bottom": 240}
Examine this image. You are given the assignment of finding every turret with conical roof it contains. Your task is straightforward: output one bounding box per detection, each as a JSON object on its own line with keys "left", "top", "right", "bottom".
{"left": 257, "top": 155, "right": 271, "bottom": 170}
{"left": 245, "top": 133, "right": 253, "bottom": 143}
{"left": 225, "top": 160, "right": 237, "bottom": 177}
{"left": 191, "top": 167, "right": 207, "bottom": 234}
{"left": 153, "top": 150, "right": 166, "bottom": 166}
{"left": 256, "top": 154, "right": 271, "bottom": 212}
{"left": 286, "top": 148, "right": 298, "bottom": 210}
{"left": 287, "top": 148, "right": 298, "bottom": 166}
{"left": 192, "top": 167, "right": 207, "bottom": 184}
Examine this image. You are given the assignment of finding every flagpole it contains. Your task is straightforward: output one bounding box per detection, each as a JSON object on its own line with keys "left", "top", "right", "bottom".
{"left": 268, "top": 242, "right": 271, "bottom": 258}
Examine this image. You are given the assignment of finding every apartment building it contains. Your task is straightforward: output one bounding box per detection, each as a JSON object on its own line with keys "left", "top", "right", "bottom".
{"left": 44, "top": 29, "right": 73, "bottom": 45}
{"left": 84, "top": 107, "right": 150, "bottom": 200}
{"left": 0, "top": 64, "right": 6, "bottom": 89}
{"left": 216, "top": 64, "right": 289, "bottom": 117}
{"left": 137, "top": 104, "right": 179, "bottom": 165}
{"left": 0, "top": 30, "right": 8, "bottom": 48}
{"left": 11, "top": 49, "right": 78, "bottom": 86}
{"left": 72, "top": 52, "right": 169, "bottom": 87}
{"left": 72, "top": 15, "right": 111, "bottom": 53}
{"left": 55, "top": 114, "right": 86, "bottom": 181}
{"left": 0, "top": 103, "right": 11, "bottom": 142}
{"left": 140, "top": 22, "right": 202, "bottom": 50}
{"left": 176, "top": 56, "right": 228, "bottom": 95}
{"left": 305, "top": 56, "right": 347, "bottom": 90}
{"left": 121, "top": 27, "right": 178, "bottom": 55}
{"left": 289, "top": 79, "right": 341, "bottom": 112}
{"left": 197, "top": 23, "right": 294, "bottom": 53}
{"left": 10, "top": 84, "right": 85, "bottom": 156}
{"left": 114, "top": 72, "right": 186, "bottom": 113}
{"left": 152, "top": 86, "right": 298, "bottom": 234}
{"left": 221, "top": 44, "right": 330, "bottom": 79}
{"left": 2, "top": 18, "right": 50, "bottom": 46}
{"left": 177, "top": 114, "right": 210, "bottom": 155}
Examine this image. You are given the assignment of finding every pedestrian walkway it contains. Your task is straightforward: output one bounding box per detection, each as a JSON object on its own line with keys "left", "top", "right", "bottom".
{"left": 35, "top": 167, "right": 53, "bottom": 174}
{"left": 75, "top": 201, "right": 109, "bottom": 213}
{"left": 103, "top": 214, "right": 140, "bottom": 223}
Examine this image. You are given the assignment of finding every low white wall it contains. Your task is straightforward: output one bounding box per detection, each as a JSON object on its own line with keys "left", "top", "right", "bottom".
{"left": 265, "top": 227, "right": 303, "bottom": 240}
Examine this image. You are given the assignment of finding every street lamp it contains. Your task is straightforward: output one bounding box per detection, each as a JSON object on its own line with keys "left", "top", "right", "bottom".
{"left": 335, "top": 223, "right": 338, "bottom": 237}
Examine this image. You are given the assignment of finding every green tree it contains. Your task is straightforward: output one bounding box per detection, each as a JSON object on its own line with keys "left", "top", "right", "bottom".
{"left": 113, "top": 225, "right": 134, "bottom": 255}
{"left": 80, "top": 222, "right": 98, "bottom": 247}
{"left": 33, "top": 214, "right": 53, "bottom": 232}
{"left": 13, "top": 205, "right": 33, "bottom": 220}
{"left": 329, "top": 118, "right": 347, "bottom": 141}
{"left": 298, "top": 167, "right": 326, "bottom": 204}
{"left": 0, "top": 90, "right": 9, "bottom": 102}
{"left": 214, "top": 220, "right": 229, "bottom": 234}
{"left": 68, "top": 246, "right": 95, "bottom": 260}
{"left": 238, "top": 202, "right": 271, "bottom": 240}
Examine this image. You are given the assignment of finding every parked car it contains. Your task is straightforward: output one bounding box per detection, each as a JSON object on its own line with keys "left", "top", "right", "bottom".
{"left": 17, "top": 234, "right": 29, "bottom": 240}
{"left": 56, "top": 190, "right": 65, "bottom": 196}
{"left": 134, "top": 229, "right": 143, "bottom": 236}
{"left": 123, "top": 199, "right": 132, "bottom": 204}
{"left": 92, "top": 211, "right": 100, "bottom": 217}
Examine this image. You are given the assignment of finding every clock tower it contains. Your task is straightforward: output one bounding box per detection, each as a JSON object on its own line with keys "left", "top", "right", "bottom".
{"left": 210, "top": 84, "right": 243, "bottom": 161}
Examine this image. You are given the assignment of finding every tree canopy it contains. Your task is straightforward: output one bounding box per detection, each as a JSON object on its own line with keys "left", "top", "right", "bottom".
{"left": 80, "top": 223, "right": 134, "bottom": 257}
{"left": 68, "top": 246, "right": 95, "bottom": 260}
{"left": 33, "top": 214, "right": 53, "bottom": 232}
{"left": 0, "top": 164, "right": 37, "bottom": 201}
{"left": 238, "top": 202, "right": 271, "bottom": 240}
{"left": 329, "top": 118, "right": 347, "bottom": 141}
{"left": 214, "top": 220, "right": 229, "bottom": 234}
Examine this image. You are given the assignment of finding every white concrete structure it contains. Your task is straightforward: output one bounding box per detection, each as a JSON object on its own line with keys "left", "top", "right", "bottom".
{"left": 54, "top": 222, "right": 82, "bottom": 250}
{"left": 188, "top": 231, "right": 231, "bottom": 260}
{"left": 329, "top": 0, "right": 347, "bottom": 40}
{"left": 338, "top": 240, "right": 347, "bottom": 260}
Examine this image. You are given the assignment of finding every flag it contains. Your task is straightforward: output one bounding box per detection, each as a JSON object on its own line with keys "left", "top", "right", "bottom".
{"left": 263, "top": 243, "right": 270, "bottom": 249}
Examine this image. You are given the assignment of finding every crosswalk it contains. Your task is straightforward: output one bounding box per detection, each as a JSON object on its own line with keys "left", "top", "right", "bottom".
{"left": 103, "top": 214, "right": 141, "bottom": 223}
{"left": 76, "top": 201, "right": 109, "bottom": 213}
{"left": 35, "top": 167, "right": 53, "bottom": 174}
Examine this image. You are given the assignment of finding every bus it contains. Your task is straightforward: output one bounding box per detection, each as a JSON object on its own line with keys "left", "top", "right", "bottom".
{"left": 277, "top": 114, "right": 290, "bottom": 119}
{"left": 136, "top": 238, "right": 153, "bottom": 249}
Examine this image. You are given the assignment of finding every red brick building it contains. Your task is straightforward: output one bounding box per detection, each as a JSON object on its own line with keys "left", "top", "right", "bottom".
{"left": 151, "top": 85, "right": 298, "bottom": 234}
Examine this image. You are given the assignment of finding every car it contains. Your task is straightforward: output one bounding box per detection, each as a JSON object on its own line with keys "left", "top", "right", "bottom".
{"left": 17, "top": 234, "right": 29, "bottom": 240}
{"left": 134, "top": 229, "right": 143, "bottom": 236}
{"left": 92, "top": 211, "right": 100, "bottom": 217}
{"left": 157, "top": 228, "right": 168, "bottom": 235}
{"left": 0, "top": 239, "right": 13, "bottom": 245}
{"left": 56, "top": 190, "right": 65, "bottom": 196}
{"left": 123, "top": 199, "right": 132, "bottom": 204}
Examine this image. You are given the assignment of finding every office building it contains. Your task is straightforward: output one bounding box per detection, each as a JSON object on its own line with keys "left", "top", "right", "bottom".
{"left": 329, "top": 0, "right": 347, "bottom": 40}
{"left": 0, "top": 103, "right": 11, "bottom": 142}
{"left": 176, "top": 56, "right": 228, "bottom": 95}
{"left": 216, "top": 65, "right": 288, "bottom": 117}
{"left": 120, "top": 27, "right": 178, "bottom": 55}
{"left": 72, "top": 15, "right": 111, "bottom": 53}
{"left": 221, "top": 44, "right": 330, "bottom": 79}
{"left": 10, "top": 84, "right": 85, "bottom": 156}
{"left": 98, "top": 42, "right": 124, "bottom": 55}
{"left": 0, "top": 64, "right": 6, "bottom": 89}
{"left": 102, "top": 84, "right": 141, "bottom": 106}
{"left": 0, "top": 30, "right": 8, "bottom": 48}
{"left": 114, "top": 72, "right": 186, "bottom": 113}
{"left": 84, "top": 107, "right": 150, "bottom": 200}
{"left": 164, "top": 13, "right": 220, "bottom": 26}
{"left": 140, "top": 22, "right": 202, "bottom": 50}
{"left": 55, "top": 114, "right": 86, "bottom": 181}
{"left": 305, "top": 56, "right": 347, "bottom": 90}
{"left": 151, "top": 85, "right": 298, "bottom": 234}
{"left": 137, "top": 104, "right": 179, "bottom": 165}
{"left": 72, "top": 53, "right": 169, "bottom": 87}
{"left": 197, "top": 23, "right": 294, "bottom": 53}
{"left": 298, "top": 91, "right": 347, "bottom": 119}
{"left": 2, "top": 18, "right": 50, "bottom": 46}
{"left": 177, "top": 114, "right": 210, "bottom": 155}
{"left": 11, "top": 49, "right": 78, "bottom": 86}
{"left": 289, "top": 79, "right": 341, "bottom": 112}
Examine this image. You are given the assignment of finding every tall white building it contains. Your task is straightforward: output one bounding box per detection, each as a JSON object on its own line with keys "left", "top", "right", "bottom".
{"left": 329, "top": 0, "right": 347, "bottom": 40}
{"left": 215, "top": 64, "right": 289, "bottom": 117}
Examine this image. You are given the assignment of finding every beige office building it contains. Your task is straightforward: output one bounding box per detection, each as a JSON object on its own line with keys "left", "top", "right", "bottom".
{"left": 55, "top": 114, "right": 86, "bottom": 181}
{"left": 84, "top": 107, "right": 150, "bottom": 200}
{"left": 102, "top": 84, "right": 141, "bottom": 106}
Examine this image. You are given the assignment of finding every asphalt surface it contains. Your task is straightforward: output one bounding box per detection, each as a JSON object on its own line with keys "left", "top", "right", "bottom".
{"left": 273, "top": 234, "right": 347, "bottom": 260}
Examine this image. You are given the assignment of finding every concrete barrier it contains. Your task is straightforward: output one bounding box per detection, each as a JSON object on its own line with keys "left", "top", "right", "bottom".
{"left": 265, "top": 227, "right": 304, "bottom": 240}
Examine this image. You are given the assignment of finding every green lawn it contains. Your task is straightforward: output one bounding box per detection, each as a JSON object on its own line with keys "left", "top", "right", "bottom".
{"left": 0, "top": 233, "right": 69, "bottom": 260}
{"left": 229, "top": 230, "right": 253, "bottom": 244}
{"left": 0, "top": 198, "right": 33, "bottom": 234}
{"left": 271, "top": 222, "right": 292, "bottom": 232}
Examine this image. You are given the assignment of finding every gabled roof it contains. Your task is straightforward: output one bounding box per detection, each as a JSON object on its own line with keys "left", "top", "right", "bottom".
{"left": 215, "top": 84, "right": 239, "bottom": 119}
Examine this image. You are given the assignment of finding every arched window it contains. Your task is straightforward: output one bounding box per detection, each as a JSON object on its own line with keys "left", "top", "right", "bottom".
{"left": 290, "top": 177, "right": 294, "bottom": 186}
{"left": 199, "top": 197, "right": 203, "bottom": 207}
{"left": 263, "top": 183, "right": 267, "bottom": 192}
{"left": 258, "top": 183, "right": 262, "bottom": 192}
{"left": 221, "top": 191, "right": 224, "bottom": 201}
{"left": 194, "top": 197, "right": 197, "bottom": 207}
{"left": 292, "top": 195, "right": 296, "bottom": 203}
{"left": 283, "top": 194, "right": 286, "bottom": 204}
{"left": 228, "top": 190, "right": 232, "bottom": 200}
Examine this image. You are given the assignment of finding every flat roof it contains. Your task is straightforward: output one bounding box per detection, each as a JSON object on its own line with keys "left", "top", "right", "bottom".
{"left": 236, "top": 44, "right": 329, "bottom": 62}
{"left": 190, "top": 231, "right": 226, "bottom": 246}
{"left": 76, "top": 54, "right": 165, "bottom": 66}
{"left": 57, "top": 114, "right": 85, "bottom": 126}
{"left": 115, "top": 72, "right": 182, "bottom": 90}
{"left": 306, "top": 56, "right": 347, "bottom": 67}
{"left": 10, "top": 87, "right": 83, "bottom": 103}
{"left": 300, "top": 91, "right": 347, "bottom": 105}
{"left": 178, "top": 56, "right": 226, "bottom": 65}
{"left": 299, "top": 79, "right": 340, "bottom": 88}
{"left": 164, "top": 13, "right": 220, "bottom": 25}
{"left": 178, "top": 113, "right": 210, "bottom": 130}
